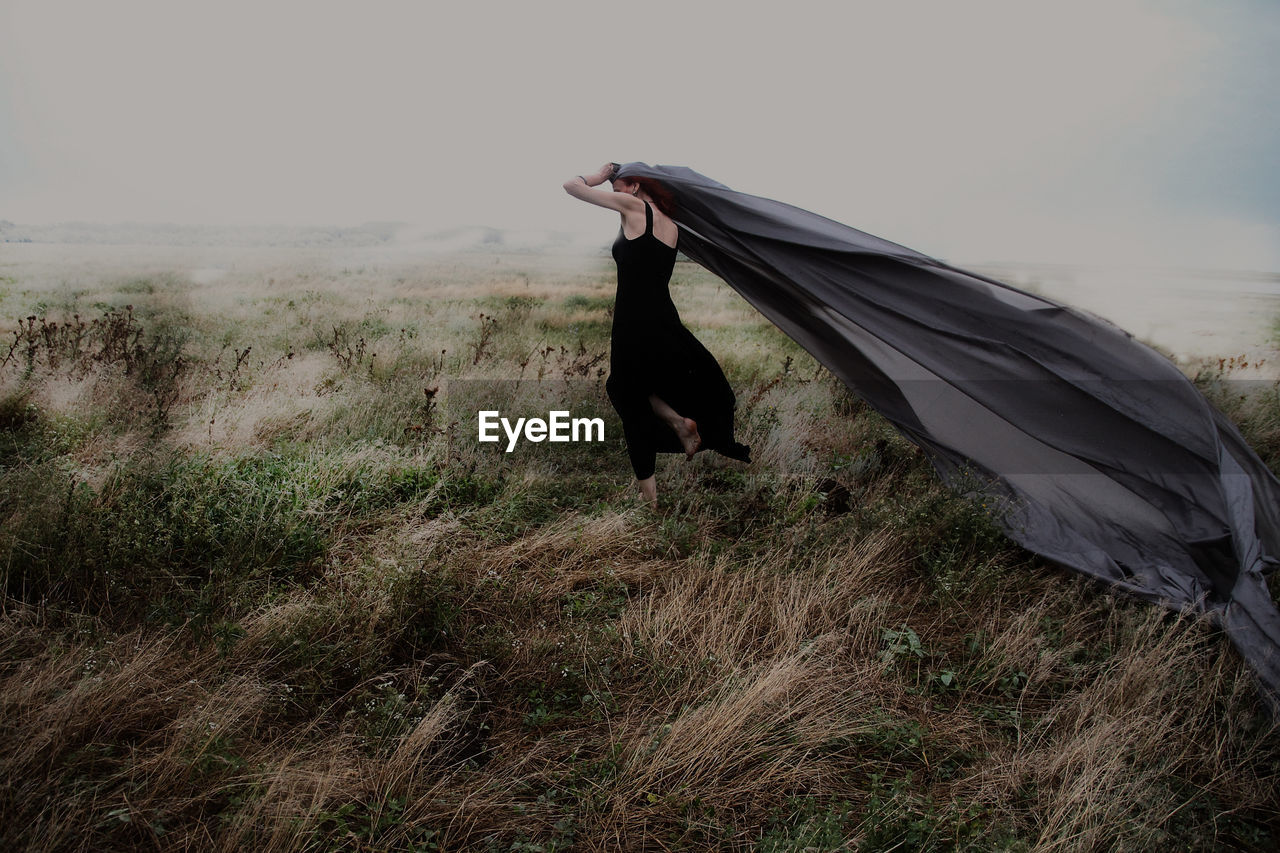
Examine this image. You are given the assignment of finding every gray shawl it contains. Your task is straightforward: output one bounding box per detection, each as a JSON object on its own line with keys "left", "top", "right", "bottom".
{"left": 616, "top": 162, "right": 1280, "bottom": 712}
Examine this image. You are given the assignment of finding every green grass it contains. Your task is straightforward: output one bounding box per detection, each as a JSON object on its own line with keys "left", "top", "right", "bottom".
{"left": 0, "top": 251, "right": 1277, "bottom": 851}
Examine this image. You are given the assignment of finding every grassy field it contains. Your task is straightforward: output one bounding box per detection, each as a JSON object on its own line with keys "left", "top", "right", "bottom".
{"left": 1, "top": 246, "right": 1278, "bottom": 851}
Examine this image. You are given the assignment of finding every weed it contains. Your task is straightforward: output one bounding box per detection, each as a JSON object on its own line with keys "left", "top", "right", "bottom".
{"left": 1, "top": 305, "right": 190, "bottom": 430}
{"left": 320, "top": 323, "right": 368, "bottom": 369}
{"left": 757, "top": 799, "right": 853, "bottom": 851}
{"left": 880, "top": 624, "right": 925, "bottom": 665}
{"left": 471, "top": 311, "right": 499, "bottom": 364}
{"left": 313, "top": 798, "right": 440, "bottom": 851}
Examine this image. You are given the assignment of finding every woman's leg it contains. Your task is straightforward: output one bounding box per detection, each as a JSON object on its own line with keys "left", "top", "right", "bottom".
{"left": 637, "top": 475, "right": 657, "bottom": 507}
{"left": 648, "top": 394, "right": 701, "bottom": 458}
{"left": 607, "top": 374, "right": 659, "bottom": 501}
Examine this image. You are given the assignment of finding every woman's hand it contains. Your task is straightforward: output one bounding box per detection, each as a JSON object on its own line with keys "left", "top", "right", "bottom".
{"left": 563, "top": 162, "right": 641, "bottom": 214}
{"left": 583, "top": 163, "right": 616, "bottom": 188}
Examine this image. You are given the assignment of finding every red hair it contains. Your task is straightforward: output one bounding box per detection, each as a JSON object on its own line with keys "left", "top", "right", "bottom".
{"left": 615, "top": 176, "right": 677, "bottom": 219}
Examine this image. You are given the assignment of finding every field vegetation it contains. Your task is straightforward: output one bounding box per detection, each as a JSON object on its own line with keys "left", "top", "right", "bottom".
{"left": 1, "top": 247, "right": 1278, "bottom": 850}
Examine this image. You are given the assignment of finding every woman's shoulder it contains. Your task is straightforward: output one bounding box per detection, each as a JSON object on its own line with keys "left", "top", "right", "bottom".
{"left": 647, "top": 202, "right": 679, "bottom": 246}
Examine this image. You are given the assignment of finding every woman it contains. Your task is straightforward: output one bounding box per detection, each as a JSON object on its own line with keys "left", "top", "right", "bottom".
{"left": 563, "top": 162, "right": 750, "bottom": 506}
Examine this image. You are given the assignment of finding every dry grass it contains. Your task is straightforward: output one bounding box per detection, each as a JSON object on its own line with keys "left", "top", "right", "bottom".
{"left": 1, "top": 244, "right": 1277, "bottom": 851}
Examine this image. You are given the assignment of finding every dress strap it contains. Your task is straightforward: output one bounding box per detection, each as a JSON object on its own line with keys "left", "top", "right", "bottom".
{"left": 643, "top": 201, "right": 653, "bottom": 236}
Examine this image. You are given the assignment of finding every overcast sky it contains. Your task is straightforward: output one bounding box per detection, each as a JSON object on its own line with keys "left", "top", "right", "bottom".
{"left": 1, "top": 0, "right": 1277, "bottom": 269}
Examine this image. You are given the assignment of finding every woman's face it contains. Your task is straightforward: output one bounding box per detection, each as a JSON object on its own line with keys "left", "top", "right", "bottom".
{"left": 611, "top": 178, "right": 638, "bottom": 195}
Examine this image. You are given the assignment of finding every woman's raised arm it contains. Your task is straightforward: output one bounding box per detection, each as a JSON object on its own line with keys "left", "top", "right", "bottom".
{"left": 563, "top": 162, "right": 644, "bottom": 215}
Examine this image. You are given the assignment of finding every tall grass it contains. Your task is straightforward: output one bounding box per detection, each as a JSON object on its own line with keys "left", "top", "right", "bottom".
{"left": 0, "top": 249, "right": 1277, "bottom": 850}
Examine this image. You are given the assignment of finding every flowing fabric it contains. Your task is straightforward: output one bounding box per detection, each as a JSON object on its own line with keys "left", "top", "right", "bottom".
{"left": 615, "top": 162, "right": 1280, "bottom": 712}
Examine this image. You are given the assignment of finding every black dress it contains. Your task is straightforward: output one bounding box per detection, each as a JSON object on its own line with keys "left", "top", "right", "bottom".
{"left": 605, "top": 201, "right": 751, "bottom": 480}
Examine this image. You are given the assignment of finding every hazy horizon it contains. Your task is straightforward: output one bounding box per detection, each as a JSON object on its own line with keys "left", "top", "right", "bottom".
{"left": 3, "top": 0, "right": 1278, "bottom": 271}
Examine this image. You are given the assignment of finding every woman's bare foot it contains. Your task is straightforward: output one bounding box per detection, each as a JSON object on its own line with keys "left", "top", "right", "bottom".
{"left": 674, "top": 417, "right": 701, "bottom": 460}
{"left": 638, "top": 476, "right": 658, "bottom": 507}
{"left": 648, "top": 395, "right": 701, "bottom": 459}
